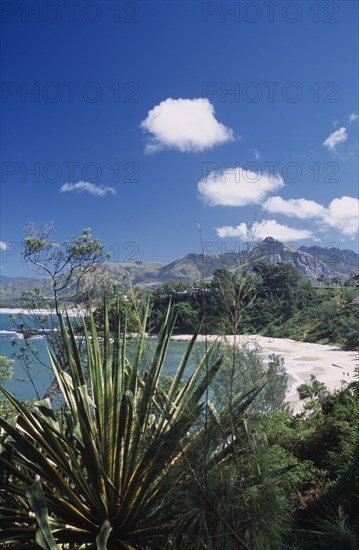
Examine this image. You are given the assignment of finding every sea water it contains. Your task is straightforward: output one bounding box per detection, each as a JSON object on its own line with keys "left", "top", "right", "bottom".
{"left": 0, "top": 312, "right": 207, "bottom": 401}
{"left": 0, "top": 312, "right": 293, "bottom": 403}
{"left": 0, "top": 312, "right": 58, "bottom": 399}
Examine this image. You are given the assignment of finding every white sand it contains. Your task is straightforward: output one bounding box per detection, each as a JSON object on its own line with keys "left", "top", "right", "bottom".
{"left": 2, "top": 310, "right": 356, "bottom": 408}
{"left": 171, "top": 334, "right": 359, "bottom": 409}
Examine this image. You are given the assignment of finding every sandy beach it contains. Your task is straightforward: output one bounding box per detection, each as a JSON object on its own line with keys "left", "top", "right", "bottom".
{"left": 2, "top": 308, "right": 357, "bottom": 408}
{"left": 171, "top": 334, "right": 359, "bottom": 410}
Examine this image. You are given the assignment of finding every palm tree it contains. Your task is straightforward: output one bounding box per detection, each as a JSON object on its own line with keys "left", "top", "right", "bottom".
{"left": 0, "top": 302, "right": 263, "bottom": 548}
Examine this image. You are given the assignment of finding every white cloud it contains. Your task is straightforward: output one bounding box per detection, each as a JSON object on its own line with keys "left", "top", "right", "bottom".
{"left": 264, "top": 195, "right": 359, "bottom": 238}
{"left": 324, "top": 196, "right": 359, "bottom": 237}
{"left": 323, "top": 127, "right": 348, "bottom": 151}
{"left": 216, "top": 223, "right": 248, "bottom": 239}
{"left": 264, "top": 196, "right": 326, "bottom": 219}
{"left": 348, "top": 113, "right": 358, "bottom": 123}
{"left": 0, "top": 242, "right": 7, "bottom": 250}
{"left": 198, "top": 166, "right": 284, "bottom": 207}
{"left": 140, "top": 98, "right": 233, "bottom": 153}
{"left": 216, "top": 219, "right": 314, "bottom": 241}
{"left": 60, "top": 181, "right": 117, "bottom": 197}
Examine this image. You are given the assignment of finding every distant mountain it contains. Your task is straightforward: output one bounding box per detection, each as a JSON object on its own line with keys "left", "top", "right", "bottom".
{"left": 0, "top": 277, "right": 53, "bottom": 306}
{"left": 1, "top": 238, "right": 358, "bottom": 305}
{"left": 103, "top": 262, "right": 164, "bottom": 288}
{"left": 0, "top": 275, "right": 32, "bottom": 283}
{"left": 299, "top": 244, "right": 359, "bottom": 276}
{"left": 136, "top": 238, "right": 359, "bottom": 284}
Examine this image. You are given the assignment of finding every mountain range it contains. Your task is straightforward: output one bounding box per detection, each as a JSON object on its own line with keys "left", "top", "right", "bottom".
{"left": 1, "top": 238, "right": 358, "bottom": 305}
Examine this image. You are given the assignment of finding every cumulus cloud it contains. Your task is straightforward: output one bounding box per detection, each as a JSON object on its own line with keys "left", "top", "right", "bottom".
{"left": 264, "top": 195, "right": 359, "bottom": 238}
{"left": 216, "top": 219, "right": 314, "bottom": 241}
{"left": 324, "top": 196, "right": 359, "bottom": 237}
{"left": 348, "top": 113, "right": 358, "bottom": 123}
{"left": 0, "top": 242, "right": 7, "bottom": 250}
{"left": 60, "top": 181, "right": 117, "bottom": 197}
{"left": 323, "top": 127, "right": 348, "bottom": 151}
{"left": 140, "top": 98, "right": 233, "bottom": 153}
{"left": 264, "top": 196, "right": 326, "bottom": 219}
{"left": 198, "top": 166, "right": 284, "bottom": 207}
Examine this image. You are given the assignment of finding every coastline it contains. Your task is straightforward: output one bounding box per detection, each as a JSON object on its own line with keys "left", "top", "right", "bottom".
{"left": 2, "top": 310, "right": 357, "bottom": 407}
{"left": 170, "top": 334, "right": 359, "bottom": 408}
{"left": 0, "top": 307, "right": 84, "bottom": 317}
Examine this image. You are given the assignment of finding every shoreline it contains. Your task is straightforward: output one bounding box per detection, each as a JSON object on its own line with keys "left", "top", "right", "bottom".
{"left": 170, "top": 334, "right": 359, "bottom": 408}
{"left": 2, "top": 313, "right": 357, "bottom": 407}
{"left": 0, "top": 307, "right": 84, "bottom": 316}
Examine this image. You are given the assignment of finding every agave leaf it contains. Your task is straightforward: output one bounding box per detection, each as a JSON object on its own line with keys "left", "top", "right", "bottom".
{"left": 96, "top": 519, "right": 111, "bottom": 550}
{"left": 26, "top": 479, "right": 60, "bottom": 550}
{"left": 34, "top": 399, "right": 59, "bottom": 431}
{"left": 165, "top": 323, "right": 202, "bottom": 411}
{"left": 102, "top": 300, "right": 113, "bottom": 475}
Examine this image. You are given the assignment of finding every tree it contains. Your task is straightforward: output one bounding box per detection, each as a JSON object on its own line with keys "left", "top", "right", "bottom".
{"left": 346, "top": 273, "right": 359, "bottom": 287}
{"left": 11, "top": 225, "right": 110, "bottom": 398}
{"left": 331, "top": 276, "right": 341, "bottom": 288}
{"left": 173, "top": 301, "right": 199, "bottom": 334}
{"left": 297, "top": 375, "right": 327, "bottom": 400}
{"left": 251, "top": 262, "right": 315, "bottom": 331}
{"left": 209, "top": 268, "right": 257, "bottom": 335}
{"left": 0, "top": 356, "right": 13, "bottom": 383}
{"left": 0, "top": 356, "right": 36, "bottom": 420}
{"left": 0, "top": 356, "right": 14, "bottom": 418}
{"left": 23, "top": 223, "right": 110, "bottom": 315}
{"left": 213, "top": 346, "right": 289, "bottom": 417}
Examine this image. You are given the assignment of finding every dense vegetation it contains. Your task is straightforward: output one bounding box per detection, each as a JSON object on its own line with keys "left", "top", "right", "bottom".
{"left": 148, "top": 263, "right": 359, "bottom": 350}
{"left": 6, "top": 225, "right": 358, "bottom": 350}
{"left": 1, "top": 229, "right": 358, "bottom": 548}
{"left": 1, "top": 304, "right": 358, "bottom": 548}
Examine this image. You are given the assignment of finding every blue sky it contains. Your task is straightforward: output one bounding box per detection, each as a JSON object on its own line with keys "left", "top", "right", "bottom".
{"left": 1, "top": 0, "right": 358, "bottom": 276}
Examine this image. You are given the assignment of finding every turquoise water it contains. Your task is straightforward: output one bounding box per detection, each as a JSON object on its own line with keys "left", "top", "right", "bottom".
{"left": 1, "top": 312, "right": 294, "bottom": 404}
{"left": 1, "top": 312, "right": 60, "bottom": 399}
{"left": 0, "top": 313, "right": 207, "bottom": 401}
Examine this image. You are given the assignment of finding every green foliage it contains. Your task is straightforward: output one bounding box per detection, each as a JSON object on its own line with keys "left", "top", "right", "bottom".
{"left": 0, "top": 356, "right": 36, "bottom": 420}
{"left": 93, "top": 291, "right": 142, "bottom": 334}
{"left": 188, "top": 344, "right": 298, "bottom": 549}
{"left": 173, "top": 301, "right": 200, "bottom": 333}
{"left": 266, "top": 386, "right": 359, "bottom": 542}
{"left": 303, "top": 505, "right": 359, "bottom": 549}
{"left": 0, "top": 356, "right": 15, "bottom": 420}
{"left": 306, "top": 302, "right": 359, "bottom": 349}
{"left": 0, "top": 356, "right": 14, "bottom": 383}
{"left": 207, "top": 268, "right": 257, "bottom": 334}
{"left": 0, "top": 303, "right": 266, "bottom": 548}
{"left": 10, "top": 227, "right": 113, "bottom": 399}
{"left": 213, "top": 345, "right": 288, "bottom": 415}
{"left": 298, "top": 375, "right": 328, "bottom": 400}
{"left": 24, "top": 225, "right": 110, "bottom": 310}
{"left": 2, "top": 251, "right": 359, "bottom": 546}
{"left": 249, "top": 262, "right": 316, "bottom": 331}
{"left": 148, "top": 264, "right": 359, "bottom": 349}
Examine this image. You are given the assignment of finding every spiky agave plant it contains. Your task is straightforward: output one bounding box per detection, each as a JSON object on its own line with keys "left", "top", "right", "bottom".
{"left": 0, "top": 302, "right": 264, "bottom": 549}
